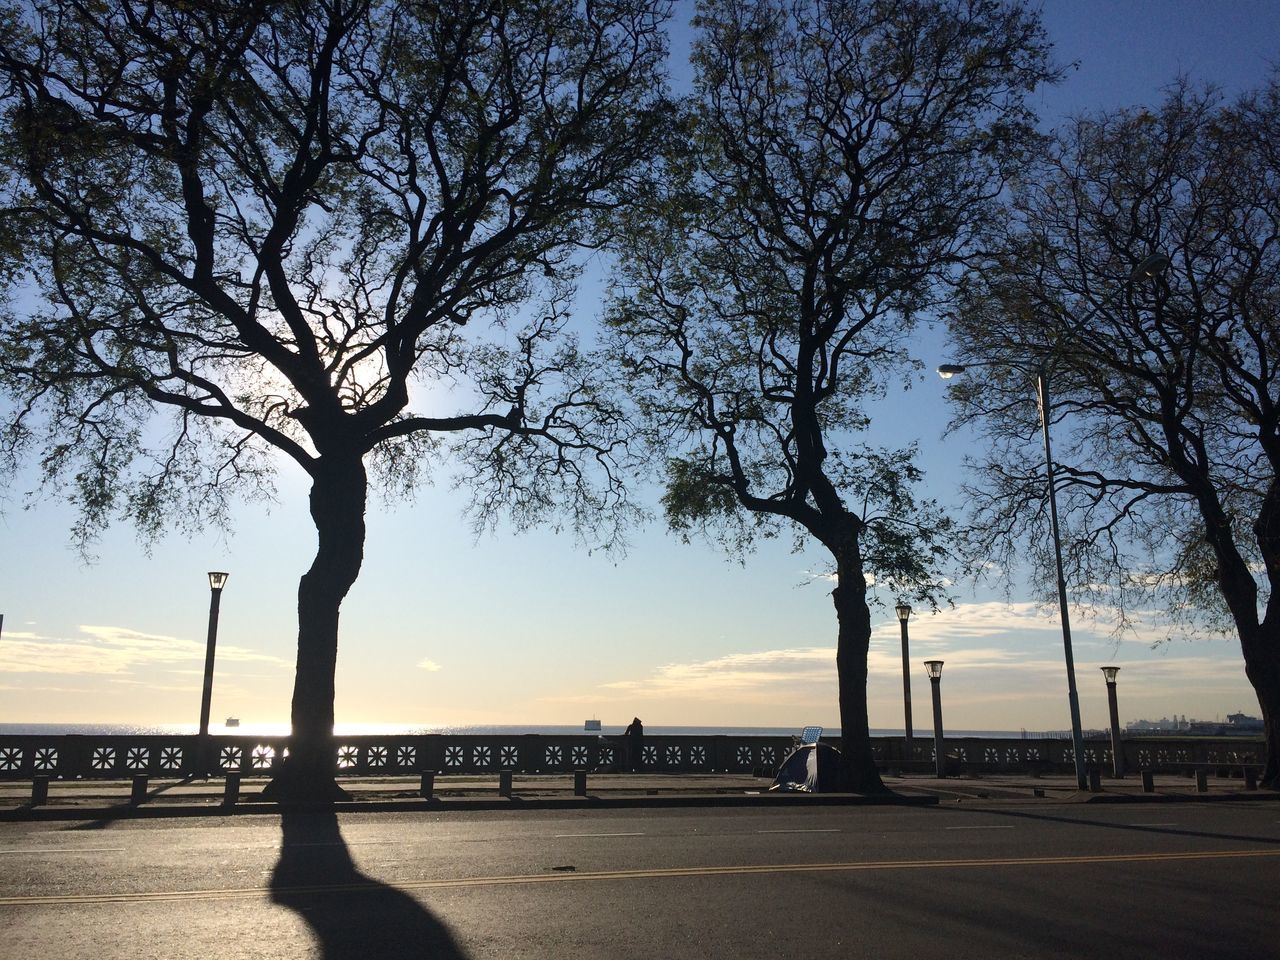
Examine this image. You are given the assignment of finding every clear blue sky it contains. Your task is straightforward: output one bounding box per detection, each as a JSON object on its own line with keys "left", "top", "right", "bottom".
{"left": 1, "top": 2, "right": 1275, "bottom": 733}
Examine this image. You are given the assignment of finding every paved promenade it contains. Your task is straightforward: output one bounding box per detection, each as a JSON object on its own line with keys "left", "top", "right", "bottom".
{"left": 2, "top": 769, "right": 1274, "bottom": 820}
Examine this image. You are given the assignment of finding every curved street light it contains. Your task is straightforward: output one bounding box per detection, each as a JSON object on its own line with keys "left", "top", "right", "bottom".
{"left": 937, "top": 252, "right": 1168, "bottom": 790}
{"left": 1132, "top": 252, "right": 1171, "bottom": 279}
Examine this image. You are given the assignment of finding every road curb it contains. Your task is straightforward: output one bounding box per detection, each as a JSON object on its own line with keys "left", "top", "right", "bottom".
{"left": 1081, "top": 790, "right": 1280, "bottom": 804}
{"left": 0, "top": 789, "right": 941, "bottom": 822}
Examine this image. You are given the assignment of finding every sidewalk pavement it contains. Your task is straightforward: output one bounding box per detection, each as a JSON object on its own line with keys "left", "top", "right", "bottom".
{"left": 2, "top": 769, "right": 1276, "bottom": 821}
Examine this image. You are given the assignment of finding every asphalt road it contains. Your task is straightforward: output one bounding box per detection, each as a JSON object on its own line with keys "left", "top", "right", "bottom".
{"left": 1, "top": 801, "right": 1276, "bottom": 959}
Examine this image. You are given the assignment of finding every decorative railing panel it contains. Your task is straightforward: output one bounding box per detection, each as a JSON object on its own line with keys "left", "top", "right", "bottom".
{"left": 0, "top": 733, "right": 1264, "bottom": 780}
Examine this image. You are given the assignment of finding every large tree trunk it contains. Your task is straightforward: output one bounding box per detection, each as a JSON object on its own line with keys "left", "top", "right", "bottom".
{"left": 1239, "top": 625, "right": 1280, "bottom": 788}
{"left": 831, "top": 539, "right": 888, "bottom": 795}
{"left": 1247, "top": 480, "right": 1280, "bottom": 788}
{"left": 1200, "top": 489, "right": 1280, "bottom": 789}
{"left": 261, "top": 454, "right": 369, "bottom": 804}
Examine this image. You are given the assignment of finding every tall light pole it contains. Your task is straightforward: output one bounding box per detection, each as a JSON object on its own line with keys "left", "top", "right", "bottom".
{"left": 1101, "top": 666, "right": 1124, "bottom": 778}
{"left": 199, "top": 572, "right": 229, "bottom": 773}
{"left": 937, "top": 251, "right": 1169, "bottom": 791}
{"left": 939, "top": 361, "right": 1087, "bottom": 788}
{"left": 895, "top": 602, "right": 914, "bottom": 754}
{"left": 925, "top": 660, "right": 945, "bottom": 778}
{"left": 1036, "top": 368, "right": 1088, "bottom": 790}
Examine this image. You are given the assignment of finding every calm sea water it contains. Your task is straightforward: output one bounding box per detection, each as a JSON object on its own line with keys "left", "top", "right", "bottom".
{"left": 0, "top": 722, "right": 1032, "bottom": 738}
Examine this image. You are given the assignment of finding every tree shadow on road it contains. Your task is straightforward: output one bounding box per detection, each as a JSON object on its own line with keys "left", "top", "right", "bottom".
{"left": 61, "top": 775, "right": 202, "bottom": 831}
{"left": 270, "top": 809, "right": 470, "bottom": 960}
{"left": 941, "top": 802, "right": 1280, "bottom": 846}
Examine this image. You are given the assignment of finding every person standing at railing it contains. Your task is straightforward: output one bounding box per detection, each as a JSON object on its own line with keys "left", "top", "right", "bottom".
{"left": 623, "top": 717, "right": 644, "bottom": 773}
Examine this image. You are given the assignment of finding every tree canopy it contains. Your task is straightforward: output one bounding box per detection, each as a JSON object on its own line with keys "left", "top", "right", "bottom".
{"left": 608, "top": 0, "right": 1056, "bottom": 790}
{"left": 0, "top": 0, "right": 671, "bottom": 798}
{"left": 947, "top": 77, "right": 1280, "bottom": 785}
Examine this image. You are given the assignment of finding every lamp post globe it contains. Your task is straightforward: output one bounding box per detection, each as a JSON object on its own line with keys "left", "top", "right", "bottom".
{"left": 924, "top": 660, "right": 945, "bottom": 778}
{"left": 198, "top": 571, "right": 229, "bottom": 774}
{"left": 1101, "top": 666, "right": 1124, "bottom": 777}
{"left": 895, "top": 603, "right": 914, "bottom": 753}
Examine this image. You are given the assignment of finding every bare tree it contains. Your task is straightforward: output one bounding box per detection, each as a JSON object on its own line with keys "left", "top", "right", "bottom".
{"left": 0, "top": 0, "right": 669, "bottom": 800}
{"left": 607, "top": 0, "right": 1055, "bottom": 791}
{"left": 948, "top": 78, "right": 1280, "bottom": 785}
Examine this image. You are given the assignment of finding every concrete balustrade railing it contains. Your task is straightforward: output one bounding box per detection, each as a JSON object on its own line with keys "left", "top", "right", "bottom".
{"left": 0, "top": 733, "right": 1265, "bottom": 782}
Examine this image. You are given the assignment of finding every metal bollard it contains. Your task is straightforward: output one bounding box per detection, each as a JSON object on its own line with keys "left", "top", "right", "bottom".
{"left": 1141, "top": 771, "right": 1155, "bottom": 793}
{"left": 1087, "top": 768, "right": 1101, "bottom": 793}
{"left": 1245, "top": 767, "right": 1258, "bottom": 791}
{"left": 223, "top": 772, "right": 241, "bottom": 806}
{"left": 419, "top": 770, "right": 436, "bottom": 800}
{"left": 574, "top": 769, "right": 587, "bottom": 797}
{"left": 130, "top": 774, "right": 149, "bottom": 806}
{"left": 31, "top": 775, "right": 50, "bottom": 807}
{"left": 1195, "top": 769, "right": 1208, "bottom": 793}
{"left": 499, "top": 771, "right": 513, "bottom": 798}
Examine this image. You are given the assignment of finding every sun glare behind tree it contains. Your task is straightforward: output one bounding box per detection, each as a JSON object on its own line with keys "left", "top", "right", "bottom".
{"left": 0, "top": 0, "right": 672, "bottom": 801}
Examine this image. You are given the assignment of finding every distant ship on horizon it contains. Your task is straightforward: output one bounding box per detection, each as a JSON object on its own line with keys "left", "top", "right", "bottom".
{"left": 225, "top": 717, "right": 240, "bottom": 728}
{"left": 584, "top": 718, "right": 601, "bottom": 732}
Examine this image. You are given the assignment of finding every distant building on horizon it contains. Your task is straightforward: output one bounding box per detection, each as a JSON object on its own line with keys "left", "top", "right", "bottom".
{"left": 1126, "top": 712, "right": 1263, "bottom": 736}
{"left": 1125, "top": 715, "right": 1189, "bottom": 733}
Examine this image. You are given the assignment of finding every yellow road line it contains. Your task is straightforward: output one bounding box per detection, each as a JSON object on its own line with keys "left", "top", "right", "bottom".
{"left": 3, "top": 848, "right": 1277, "bottom": 907}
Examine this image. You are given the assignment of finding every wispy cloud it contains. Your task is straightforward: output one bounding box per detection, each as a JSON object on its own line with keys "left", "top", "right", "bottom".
{"left": 594, "top": 646, "right": 837, "bottom": 705}
{"left": 0, "top": 682, "right": 99, "bottom": 694}
{"left": 564, "top": 600, "right": 1247, "bottom": 708}
{"left": 417, "top": 658, "right": 443, "bottom": 672}
{"left": 0, "top": 625, "right": 289, "bottom": 677}
{"left": 872, "top": 600, "right": 1181, "bottom": 648}
{"left": 106, "top": 677, "right": 212, "bottom": 693}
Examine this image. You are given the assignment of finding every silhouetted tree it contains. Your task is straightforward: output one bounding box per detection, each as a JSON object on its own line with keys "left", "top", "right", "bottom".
{"left": 947, "top": 78, "right": 1280, "bottom": 786}
{"left": 607, "top": 0, "right": 1055, "bottom": 791}
{"left": 0, "top": 0, "right": 669, "bottom": 800}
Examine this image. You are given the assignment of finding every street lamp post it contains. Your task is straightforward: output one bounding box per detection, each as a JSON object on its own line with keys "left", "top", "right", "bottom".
{"left": 1036, "top": 369, "right": 1089, "bottom": 790}
{"left": 198, "top": 572, "right": 229, "bottom": 774}
{"left": 939, "top": 360, "right": 1088, "bottom": 787}
{"left": 1101, "top": 666, "right": 1124, "bottom": 778}
{"left": 925, "top": 660, "right": 945, "bottom": 778}
{"left": 895, "top": 602, "right": 914, "bottom": 756}
{"left": 935, "top": 250, "right": 1169, "bottom": 790}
